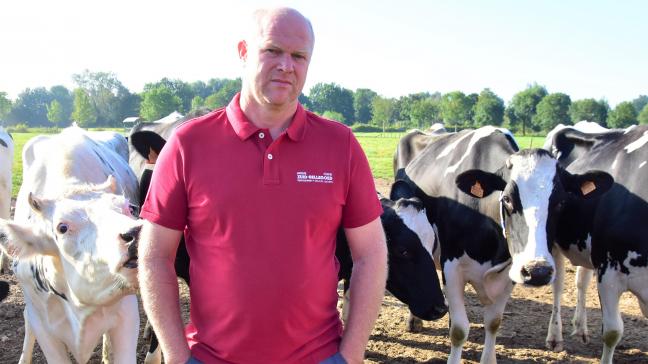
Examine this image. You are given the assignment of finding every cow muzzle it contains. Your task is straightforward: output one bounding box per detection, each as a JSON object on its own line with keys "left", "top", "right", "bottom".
{"left": 121, "top": 225, "right": 141, "bottom": 269}
{"left": 520, "top": 260, "right": 553, "bottom": 286}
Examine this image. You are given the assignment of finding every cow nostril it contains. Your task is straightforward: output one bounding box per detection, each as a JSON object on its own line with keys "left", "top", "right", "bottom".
{"left": 120, "top": 233, "right": 135, "bottom": 243}
{"left": 520, "top": 266, "right": 531, "bottom": 278}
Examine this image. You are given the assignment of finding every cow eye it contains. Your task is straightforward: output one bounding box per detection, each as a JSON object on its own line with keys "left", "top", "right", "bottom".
{"left": 501, "top": 195, "right": 514, "bottom": 211}
{"left": 57, "top": 223, "right": 69, "bottom": 234}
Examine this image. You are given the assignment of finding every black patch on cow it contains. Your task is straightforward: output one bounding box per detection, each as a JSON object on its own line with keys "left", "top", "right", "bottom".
{"left": 30, "top": 259, "right": 67, "bottom": 301}
{"left": 0, "top": 138, "right": 7, "bottom": 148}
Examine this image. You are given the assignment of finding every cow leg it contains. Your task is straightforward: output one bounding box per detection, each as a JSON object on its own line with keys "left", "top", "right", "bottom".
{"left": 445, "top": 267, "right": 468, "bottom": 364}
{"left": 546, "top": 252, "right": 564, "bottom": 352}
{"left": 144, "top": 330, "right": 163, "bottom": 364}
{"left": 571, "top": 266, "right": 593, "bottom": 343}
{"left": 102, "top": 334, "right": 112, "bottom": 363}
{"left": 481, "top": 282, "right": 512, "bottom": 364}
{"left": 23, "top": 311, "right": 71, "bottom": 363}
{"left": 598, "top": 269, "right": 625, "bottom": 364}
{"left": 407, "top": 313, "right": 423, "bottom": 332}
{"left": 0, "top": 251, "right": 7, "bottom": 273}
{"left": 18, "top": 310, "right": 35, "bottom": 364}
{"left": 107, "top": 295, "right": 139, "bottom": 364}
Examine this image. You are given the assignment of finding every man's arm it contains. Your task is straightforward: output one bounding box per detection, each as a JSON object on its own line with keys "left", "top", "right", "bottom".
{"left": 138, "top": 220, "right": 190, "bottom": 364}
{"left": 339, "top": 217, "right": 388, "bottom": 364}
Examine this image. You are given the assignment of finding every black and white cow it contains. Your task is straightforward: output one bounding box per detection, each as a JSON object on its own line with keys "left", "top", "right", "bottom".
{"left": 544, "top": 122, "right": 648, "bottom": 363}
{"left": 393, "top": 126, "right": 448, "bottom": 181}
{"left": 0, "top": 126, "right": 142, "bottom": 363}
{"left": 395, "top": 126, "right": 612, "bottom": 363}
{"left": 130, "top": 113, "right": 449, "bottom": 363}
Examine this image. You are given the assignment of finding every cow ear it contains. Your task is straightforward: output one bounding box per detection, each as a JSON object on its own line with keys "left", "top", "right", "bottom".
{"left": 456, "top": 169, "right": 506, "bottom": 199}
{"left": 28, "top": 193, "right": 54, "bottom": 217}
{"left": 130, "top": 131, "right": 166, "bottom": 161}
{"left": 390, "top": 180, "right": 416, "bottom": 201}
{"left": 0, "top": 219, "right": 58, "bottom": 258}
{"left": 561, "top": 169, "right": 614, "bottom": 199}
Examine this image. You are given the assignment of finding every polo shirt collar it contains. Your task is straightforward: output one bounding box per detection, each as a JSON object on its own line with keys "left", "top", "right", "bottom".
{"left": 226, "top": 93, "right": 307, "bottom": 142}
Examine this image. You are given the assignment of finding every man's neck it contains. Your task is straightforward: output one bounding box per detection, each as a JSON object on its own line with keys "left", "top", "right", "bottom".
{"left": 240, "top": 94, "right": 297, "bottom": 139}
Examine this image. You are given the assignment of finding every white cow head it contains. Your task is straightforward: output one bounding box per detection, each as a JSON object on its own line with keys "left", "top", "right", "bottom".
{"left": 456, "top": 149, "right": 613, "bottom": 286}
{"left": 0, "top": 176, "right": 142, "bottom": 306}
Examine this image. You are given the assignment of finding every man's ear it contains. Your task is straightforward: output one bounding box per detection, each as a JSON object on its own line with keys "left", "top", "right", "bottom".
{"left": 238, "top": 40, "right": 248, "bottom": 61}
{"left": 0, "top": 219, "right": 57, "bottom": 259}
{"left": 560, "top": 169, "right": 614, "bottom": 199}
{"left": 456, "top": 169, "right": 506, "bottom": 199}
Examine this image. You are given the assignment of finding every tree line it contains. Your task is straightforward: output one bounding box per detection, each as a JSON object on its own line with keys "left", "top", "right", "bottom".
{"left": 1, "top": 70, "right": 647, "bottom": 134}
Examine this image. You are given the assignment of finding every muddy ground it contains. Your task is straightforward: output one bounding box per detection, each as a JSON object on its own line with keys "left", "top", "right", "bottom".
{"left": 0, "top": 179, "right": 646, "bottom": 363}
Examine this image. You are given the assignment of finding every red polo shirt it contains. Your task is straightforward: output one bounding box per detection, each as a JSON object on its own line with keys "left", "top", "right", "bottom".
{"left": 140, "top": 94, "right": 382, "bottom": 364}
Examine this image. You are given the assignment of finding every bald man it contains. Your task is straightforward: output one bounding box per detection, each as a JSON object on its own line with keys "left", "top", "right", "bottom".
{"left": 139, "top": 8, "right": 387, "bottom": 364}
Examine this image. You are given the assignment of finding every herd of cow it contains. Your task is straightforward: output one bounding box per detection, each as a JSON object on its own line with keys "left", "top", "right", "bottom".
{"left": 0, "top": 112, "right": 647, "bottom": 363}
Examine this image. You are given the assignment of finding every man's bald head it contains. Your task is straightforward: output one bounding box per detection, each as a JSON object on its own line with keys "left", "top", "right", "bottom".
{"left": 246, "top": 7, "right": 314, "bottom": 52}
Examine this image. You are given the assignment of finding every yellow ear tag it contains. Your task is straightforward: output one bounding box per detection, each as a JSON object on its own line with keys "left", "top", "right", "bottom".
{"left": 470, "top": 181, "right": 484, "bottom": 198}
{"left": 581, "top": 180, "right": 596, "bottom": 196}
{"left": 147, "top": 147, "right": 159, "bottom": 164}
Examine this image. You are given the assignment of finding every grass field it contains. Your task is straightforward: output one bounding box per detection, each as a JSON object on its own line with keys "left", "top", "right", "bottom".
{"left": 7, "top": 131, "right": 546, "bottom": 198}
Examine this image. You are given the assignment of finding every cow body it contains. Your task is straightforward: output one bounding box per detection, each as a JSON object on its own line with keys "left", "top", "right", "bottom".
{"left": 396, "top": 126, "right": 611, "bottom": 363}
{"left": 393, "top": 127, "right": 449, "bottom": 180}
{"left": 130, "top": 113, "right": 448, "bottom": 364}
{"left": 0, "top": 126, "right": 141, "bottom": 364}
{"left": 0, "top": 127, "right": 13, "bottom": 274}
{"left": 544, "top": 123, "right": 648, "bottom": 363}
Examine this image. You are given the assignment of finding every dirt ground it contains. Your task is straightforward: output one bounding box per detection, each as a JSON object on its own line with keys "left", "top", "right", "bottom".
{"left": 0, "top": 179, "right": 646, "bottom": 363}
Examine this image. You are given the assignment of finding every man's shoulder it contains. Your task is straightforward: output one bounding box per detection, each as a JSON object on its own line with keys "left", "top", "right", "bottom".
{"left": 304, "top": 110, "right": 352, "bottom": 138}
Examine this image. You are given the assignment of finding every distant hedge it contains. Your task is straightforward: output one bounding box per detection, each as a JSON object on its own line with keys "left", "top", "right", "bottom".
{"left": 351, "top": 124, "right": 406, "bottom": 133}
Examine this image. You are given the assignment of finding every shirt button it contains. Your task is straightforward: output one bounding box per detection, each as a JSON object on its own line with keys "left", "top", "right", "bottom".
{"left": 267, "top": 153, "right": 273, "bottom": 160}
{"left": 259, "top": 132, "right": 265, "bottom": 139}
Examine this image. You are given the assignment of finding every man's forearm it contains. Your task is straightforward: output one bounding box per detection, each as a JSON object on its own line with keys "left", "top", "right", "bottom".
{"left": 339, "top": 247, "right": 388, "bottom": 364}
{"left": 140, "top": 255, "right": 190, "bottom": 364}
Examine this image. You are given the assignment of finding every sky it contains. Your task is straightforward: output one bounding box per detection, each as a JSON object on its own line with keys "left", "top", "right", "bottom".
{"left": 1, "top": 0, "right": 646, "bottom": 107}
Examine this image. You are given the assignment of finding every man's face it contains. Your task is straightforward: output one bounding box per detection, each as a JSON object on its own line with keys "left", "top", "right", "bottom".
{"left": 240, "top": 13, "right": 313, "bottom": 109}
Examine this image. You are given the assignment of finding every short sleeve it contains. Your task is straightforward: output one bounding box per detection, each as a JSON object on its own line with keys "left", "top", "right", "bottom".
{"left": 341, "top": 132, "right": 383, "bottom": 228}
{"left": 139, "top": 132, "right": 188, "bottom": 231}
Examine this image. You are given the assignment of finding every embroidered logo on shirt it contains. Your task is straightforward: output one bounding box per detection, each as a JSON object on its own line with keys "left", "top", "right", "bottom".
{"left": 296, "top": 171, "right": 333, "bottom": 184}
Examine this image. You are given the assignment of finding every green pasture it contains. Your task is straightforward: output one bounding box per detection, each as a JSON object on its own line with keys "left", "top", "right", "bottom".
{"left": 8, "top": 131, "right": 545, "bottom": 198}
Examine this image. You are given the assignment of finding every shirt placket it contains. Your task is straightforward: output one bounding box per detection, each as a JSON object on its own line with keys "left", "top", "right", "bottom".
{"left": 258, "top": 130, "right": 280, "bottom": 185}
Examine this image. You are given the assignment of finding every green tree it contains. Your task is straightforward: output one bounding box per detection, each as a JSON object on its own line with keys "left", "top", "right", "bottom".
{"left": 9, "top": 87, "right": 54, "bottom": 126}
{"left": 72, "top": 70, "right": 131, "bottom": 126}
{"left": 0, "top": 92, "right": 11, "bottom": 121}
{"left": 191, "top": 96, "right": 205, "bottom": 111}
{"left": 533, "top": 92, "right": 572, "bottom": 131}
{"left": 473, "top": 88, "right": 504, "bottom": 127}
{"left": 409, "top": 97, "right": 440, "bottom": 128}
{"left": 607, "top": 101, "right": 637, "bottom": 128}
{"left": 371, "top": 96, "right": 396, "bottom": 132}
{"left": 321, "top": 110, "right": 345, "bottom": 123}
{"left": 638, "top": 104, "right": 648, "bottom": 125}
{"left": 140, "top": 86, "right": 182, "bottom": 121}
{"left": 204, "top": 79, "right": 241, "bottom": 109}
{"left": 569, "top": 98, "right": 609, "bottom": 126}
{"left": 632, "top": 95, "right": 648, "bottom": 115}
{"left": 353, "top": 88, "right": 377, "bottom": 124}
{"left": 72, "top": 88, "right": 97, "bottom": 127}
{"left": 507, "top": 84, "right": 547, "bottom": 135}
{"left": 308, "top": 83, "right": 355, "bottom": 124}
{"left": 440, "top": 91, "right": 471, "bottom": 130}
{"left": 49, "top": 85, "right": 73, "bottom": 123}
{"left": 144, "top": 78, "right": 195, "bottom": 113}
{"left": 47, "top": 100, "right": 66, "bottom": 126}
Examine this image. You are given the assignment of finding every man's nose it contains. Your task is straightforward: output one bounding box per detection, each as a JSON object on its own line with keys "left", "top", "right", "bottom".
{"left": 277, "top": 54, "right": 294, "bottom": 72}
